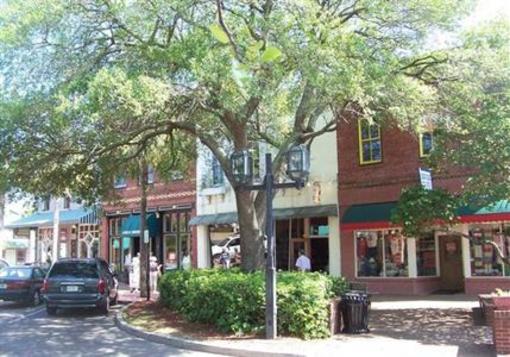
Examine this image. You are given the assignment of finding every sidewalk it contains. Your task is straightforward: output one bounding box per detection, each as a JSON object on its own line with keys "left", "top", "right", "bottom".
{"left": 116, "top": 294, "right": 496, "bottom": 357}
{"left": 117, "top": 284, "right": 159, "bottom": 303}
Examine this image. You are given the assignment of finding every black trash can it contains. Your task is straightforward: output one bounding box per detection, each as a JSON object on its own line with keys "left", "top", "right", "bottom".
{"left": 341, "top": 292, "right": 370, "bottom": 333}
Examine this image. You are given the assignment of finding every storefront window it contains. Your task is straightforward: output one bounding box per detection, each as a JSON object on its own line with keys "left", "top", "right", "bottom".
{"left": 470, "top": 226, "right": 509, "bottom": 277}
{"left": 164, "top": 234, "right": 178, "bottom": 270}
{"left": 356, "top": 231, "right": 384, "bottom": 277}
{"left": 384, "top": 232, "right": 408, "bottom": 277}
{"left": 111, "top": 238, "right": 121, "bottom": 272}
{"left": 416, "top": 233, "right": 437, "bottom": 276}
{"left": 356, "top": 230, "right": 408, "bottom": 277}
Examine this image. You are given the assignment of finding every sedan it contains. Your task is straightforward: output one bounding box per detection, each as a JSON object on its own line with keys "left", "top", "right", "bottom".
{"left": 0, "top": 266, "right": 45, "bottom": 306}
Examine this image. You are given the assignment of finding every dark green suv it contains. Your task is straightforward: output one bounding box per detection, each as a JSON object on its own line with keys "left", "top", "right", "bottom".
{"left": 43, "top": 258, "right": 118, "bottom": 315}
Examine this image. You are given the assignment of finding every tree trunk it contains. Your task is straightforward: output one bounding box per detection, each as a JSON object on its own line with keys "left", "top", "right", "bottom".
{"left": 235, "top": 189, "right": 265, "bottom": 271}
{"left": 139, "top": 161, "right": 149, "bottom": 299}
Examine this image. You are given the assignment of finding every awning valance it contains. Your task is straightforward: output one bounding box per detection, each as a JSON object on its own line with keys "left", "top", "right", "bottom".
{"left": 6, "top": 208, "right": 97, "bottom": 229}
{"left": 189, "top": 204, "right": 338, "bottom": 226}
{"left": 121, "top": 213, "right": 159, "bottom": 237}
{"left": 3, "top": 239, "right": 29, "bottom": 250}
{"left": 341, "top": 200, "right": 510, "bottom": 230}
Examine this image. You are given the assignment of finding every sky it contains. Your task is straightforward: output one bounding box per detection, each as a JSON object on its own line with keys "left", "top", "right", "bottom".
{"left": 466, "top": 0, "right": 510, "bottom": 27}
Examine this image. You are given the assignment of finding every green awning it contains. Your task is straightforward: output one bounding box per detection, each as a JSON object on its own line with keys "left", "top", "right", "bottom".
{"left": 342, "top": 202, "right": 397, "bottom": 224}
{"left": 121, "top": 213, "right": 159, "bottom": 237}
{"left": 457, "top": 200, "right": 510, "bottom": 216}
{"left": 342, "top": 200, "right": 510, "bottom": 225}
{"left": 189, "top": 205, "right": 338, "bottom": 226}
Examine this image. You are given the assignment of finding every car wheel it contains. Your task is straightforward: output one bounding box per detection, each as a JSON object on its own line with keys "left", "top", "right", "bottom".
{"left": 99, "top": 296, "right": 109, "bottom": 315}
{"left": 46, "top": 305, "right": 57, "bottom": 316}
{"left": 111, "top": 293, "right": 118, "bottom": 306}
{"left": 32, "top": 290, "right": 41, "bottom": 307}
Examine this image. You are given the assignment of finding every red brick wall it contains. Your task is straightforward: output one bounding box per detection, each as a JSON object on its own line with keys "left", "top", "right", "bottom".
{"left": 101, "top": 171, "right": 197, "bottom": 265}
{"left": 337, "top": 118, "right": 467, "bottom": 208}
{"left": 493, "top": 309, "right": 510, "bottom": 354}
{"left": 465, "top": 278, "right": 510, "bottom": 296}
{"left": 102, "top": 175, "right": 196, "bottom": 213}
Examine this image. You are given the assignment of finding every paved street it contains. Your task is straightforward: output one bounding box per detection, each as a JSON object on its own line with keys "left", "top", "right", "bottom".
{"left": 0, "top": 301, "right": 219, "bottom": 357}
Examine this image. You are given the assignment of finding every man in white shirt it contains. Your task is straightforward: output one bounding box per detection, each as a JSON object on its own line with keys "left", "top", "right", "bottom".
{"left": 295, "top": 249, "right": 311, "bottom": 272}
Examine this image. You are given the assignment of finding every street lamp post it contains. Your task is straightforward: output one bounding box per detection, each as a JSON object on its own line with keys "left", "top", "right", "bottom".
{"left": 230, "top": 145, "right": 310, "bottom": 339}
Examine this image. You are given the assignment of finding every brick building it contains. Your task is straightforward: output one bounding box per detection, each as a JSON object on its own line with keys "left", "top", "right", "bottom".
{"left": 101, "top": 169, "right": 196, "bottom": 280}
{"left": 337, "top": 118, "right": 510, "bottom": 295}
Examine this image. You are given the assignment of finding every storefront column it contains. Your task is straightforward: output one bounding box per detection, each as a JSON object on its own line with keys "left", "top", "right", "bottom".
{"left": 461, "top": 224, "right": 472, "bottom": 278}
{"left": 328, "top": 216, "right": 341, "bottom": 277}
{"left": 29, "top": 229, "right": 36, "bottom": 263}
{"left": 407, "top": 237, "right": 417, "bottom": 278}
{"left": 196, "top": 225, "right": 210, "bottom": 268}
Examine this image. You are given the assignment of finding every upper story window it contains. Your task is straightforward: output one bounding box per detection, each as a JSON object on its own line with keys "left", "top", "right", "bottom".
{"left": 212, "top": 157, "right": 224, "bottom": 187}
{"left": 63, "top": 196, "right": 71, "bottom": 209}
{"left": 42, "top": 197, "right": 50, "bottom": 211}
{"left": 114, "top": 175, "right": 127, "bottom": 189}
{"left": 147, "top": 165, "right": 155, "bottom": 184}
{"left": 358, "top": 119, "right": 382, "bottom": 164}
{"left": 419, "top": 132, "right": 434, "bottom": 157}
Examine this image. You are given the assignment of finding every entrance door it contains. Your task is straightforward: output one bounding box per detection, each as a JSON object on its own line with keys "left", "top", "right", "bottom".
{"left": 439, "top": 235, "right": 464, "bottom": 292}
{"left": 310, "top": 238, "right": 329, "bottom": 272}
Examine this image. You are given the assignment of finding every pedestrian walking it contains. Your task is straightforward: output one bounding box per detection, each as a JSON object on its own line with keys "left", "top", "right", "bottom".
{"left": 295, "top": 249, "right": 311, "bottom": 272}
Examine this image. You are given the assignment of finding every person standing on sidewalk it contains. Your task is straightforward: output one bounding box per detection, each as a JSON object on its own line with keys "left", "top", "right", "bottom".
{"left": 295, "top": 249, "right": 311, "bottom": 272}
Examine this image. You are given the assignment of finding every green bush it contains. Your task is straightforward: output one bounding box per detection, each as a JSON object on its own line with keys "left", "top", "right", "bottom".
{"left": 159, "top": 269, "right": 348, "bottom": 339}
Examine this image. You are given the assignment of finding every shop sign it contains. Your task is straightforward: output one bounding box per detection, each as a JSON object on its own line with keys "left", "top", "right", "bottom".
{"left": 419, "top": 168, "right": 433, "bottom": 190}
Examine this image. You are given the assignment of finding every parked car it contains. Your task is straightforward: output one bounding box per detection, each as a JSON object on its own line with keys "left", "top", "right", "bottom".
{"left": 42, "top": 258, "right": 118, "bottom": 315}
{"left": 211, "top": 235, "right": 240, "bottom": 266}
{"left": 0, "top": 266, "right": 45, "bottom": 306}
{"left": 0, "top": 259, "right": 9, "bottom": 271}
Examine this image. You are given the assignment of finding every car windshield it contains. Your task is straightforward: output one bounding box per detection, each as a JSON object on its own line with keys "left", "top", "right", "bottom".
{"left": 0, "top": 268, "right": 31, "bottom": 279}
{"left": 216, "top": 238, "right": 231, "bottom": 247}
{"left": 49, "top": 262, "right": 98, "bottom": 279}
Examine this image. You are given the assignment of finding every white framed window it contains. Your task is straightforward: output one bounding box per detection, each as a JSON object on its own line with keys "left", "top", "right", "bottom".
{"left": 419, "top": 132, "right": 434, "bottom": 157}
{"left": 211, "top": 157, "right": 224, "bottom": 187}
{"left": 114, "top": 175, "right": 127, "bottom": 189}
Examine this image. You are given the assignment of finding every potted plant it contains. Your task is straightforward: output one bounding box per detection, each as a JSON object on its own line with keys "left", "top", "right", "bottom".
{"left": 492, "top": 289, "right": 510, "bottom": 310}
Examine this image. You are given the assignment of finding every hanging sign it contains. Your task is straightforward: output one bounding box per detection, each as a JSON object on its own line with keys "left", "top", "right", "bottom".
{"left": 419, "top": 168, "right": 433, "bottom": 190}
{"left": 144, "top": 229, "right": 149, "bottom": 244}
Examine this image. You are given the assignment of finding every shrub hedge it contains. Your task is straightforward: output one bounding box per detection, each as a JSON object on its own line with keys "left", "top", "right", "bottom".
{"left": 159, "top": 269, "right": 348, "bottom": 339}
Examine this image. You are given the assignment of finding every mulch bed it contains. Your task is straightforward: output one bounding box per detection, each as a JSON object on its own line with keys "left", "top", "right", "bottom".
{"left": 124, "top": 300, "right": 260, "bottom": 340}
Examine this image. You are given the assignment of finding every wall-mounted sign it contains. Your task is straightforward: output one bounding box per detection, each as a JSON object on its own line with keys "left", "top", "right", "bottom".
{"left": 419, "top": 168, "right": 433, "bottom": 190}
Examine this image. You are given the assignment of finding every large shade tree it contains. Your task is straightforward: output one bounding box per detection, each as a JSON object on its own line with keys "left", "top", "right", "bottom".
{"left": 0, "top": 0, "right": 480, "bottom": 271}
{"left": 391, "top": 20, "right": 510, "bottom": 264}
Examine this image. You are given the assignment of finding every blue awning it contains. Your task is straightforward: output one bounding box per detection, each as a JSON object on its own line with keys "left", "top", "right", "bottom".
{"left": 121, "top": 213, "right": 159, "bottom": 237}
{"left": 5, "top": 208, "right": 97, "bottom": 229}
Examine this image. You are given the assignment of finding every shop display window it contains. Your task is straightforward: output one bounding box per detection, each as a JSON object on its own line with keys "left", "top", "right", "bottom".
{"left": 356, "top": 230, "right": 408, "bottom": 277}
{"left": 356, "top": 231, "right": 384, "bottom": 277}
{"left": 470, "top": 226, "right": 510, "bottom": 277}
{"left": 417, "top": 233, "right": 437, "bottom": 276}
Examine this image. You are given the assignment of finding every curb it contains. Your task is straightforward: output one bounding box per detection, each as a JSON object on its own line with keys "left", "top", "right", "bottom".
{"left": 114, "top": 304, "right": 303, "bottom": 357}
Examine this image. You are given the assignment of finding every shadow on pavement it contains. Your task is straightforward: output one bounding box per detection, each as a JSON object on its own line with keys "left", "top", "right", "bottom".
{"left": 366, "top": 308, "right": 495, "bottom": 357}
{"left": 0, "top": 304, "right": 208, "bottom": 357}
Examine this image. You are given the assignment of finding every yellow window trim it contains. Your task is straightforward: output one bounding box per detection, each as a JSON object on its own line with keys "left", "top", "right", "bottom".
{"left": 358, "top": 119, "right": 382, "bottom": 165}
{"left": 419, "top": 131, "right": 433, "bottom": 158}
